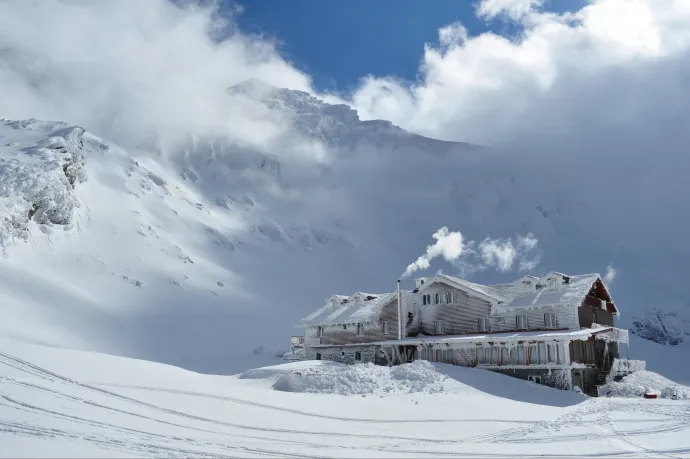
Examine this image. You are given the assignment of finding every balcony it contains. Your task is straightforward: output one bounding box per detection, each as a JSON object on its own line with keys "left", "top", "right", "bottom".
{"left": 290, "top": 335, "right": 305, "bottom": 346}
{"left": 611, "top": 358, "right": 646, "bottom": 376}
{"left": 595, "top": 326, "right": 629, "bottom": 343}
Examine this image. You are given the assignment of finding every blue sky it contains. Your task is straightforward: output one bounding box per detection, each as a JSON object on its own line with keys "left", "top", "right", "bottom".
{"left": 230, "top": 0, "right": 585, "bottom": 93}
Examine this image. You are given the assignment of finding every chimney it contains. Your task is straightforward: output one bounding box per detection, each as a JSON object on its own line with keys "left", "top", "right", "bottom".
{"left": 415, "top": 277, "right": 428, "bottom": 289}
{"left": 397, "top": 280, "right": 403, "bottom": 340}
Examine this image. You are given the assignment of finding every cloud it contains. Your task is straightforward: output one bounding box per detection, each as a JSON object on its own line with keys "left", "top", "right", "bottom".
{"left": 403, "top": 228, "right": 540, "bottom": 278}
{"left": 349, "top": 0, "right": 690, "bottom": 145}
{"left": 604, "top": 265, "right": 617, "bottom": 284}
{"left": 0, "top": 0, "right": 319, "bottom": 159}
{"left": 478, "top": 232, "right": 539, "bottom": 272}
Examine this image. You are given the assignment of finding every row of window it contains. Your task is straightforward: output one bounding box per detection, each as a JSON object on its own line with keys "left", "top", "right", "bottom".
{"left": 476, "top": 342, "right": 564, "bottom": 365}
{"left": 438, "top": 313, "right": 557, "bottom": 335}
{"left": 315, "top": 322, "right": 391, "bottom": 338}
{"left": 418, "top": 343, "right": 565, "bottom": 366}
{"left": 422, "top": 291, "right": 460, "bottom": 306}
{"left": 316, "top": 313, "right": 557, "bottom": 338}
{"left": 314, "top": 351, "right": 363, "bottom": 361}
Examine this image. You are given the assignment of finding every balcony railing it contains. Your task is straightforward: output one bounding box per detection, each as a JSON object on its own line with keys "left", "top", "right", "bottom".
{"left": 611, "top": 358, "right": 646, "bottom": 375}
{"left": 596, "top": 327, "right": 629, "bottom": 343}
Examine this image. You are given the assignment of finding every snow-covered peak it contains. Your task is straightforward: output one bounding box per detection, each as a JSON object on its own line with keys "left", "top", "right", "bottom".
{"left": 227, "top": 79, "right": 474, "bottom": 151}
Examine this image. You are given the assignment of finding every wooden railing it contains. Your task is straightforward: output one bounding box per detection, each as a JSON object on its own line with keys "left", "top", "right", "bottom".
{"left": 611, "top": 358, "right": 646, "bottom": 374}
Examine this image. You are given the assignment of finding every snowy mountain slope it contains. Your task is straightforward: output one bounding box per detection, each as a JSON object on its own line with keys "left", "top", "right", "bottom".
{"left": 1, "top": 81, "right": 689, "bottom": 378}
{"left": 2, "top": 339, "right": 689, "bottom": 458}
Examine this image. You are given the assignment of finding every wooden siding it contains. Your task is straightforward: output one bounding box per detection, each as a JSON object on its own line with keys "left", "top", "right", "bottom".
{"left": 578, "top": 305, "right": 614, "bottom": 328}
{"left": 489, "top": 304, "right": 580, "bottom": 333}
{"left": 569, "top": 339, "right": 596, "bottom": 365}
{"left": 417, "top": 283, "right": 491, "bottom": 335}
{"left": 305, "top": 298, "right": 399, "bottom": 346}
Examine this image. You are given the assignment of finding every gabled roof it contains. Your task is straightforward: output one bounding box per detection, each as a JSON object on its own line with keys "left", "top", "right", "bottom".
{"left": 420, "top": 272, "right": 617, "bottom": 315}
{"left": 416, "top": 274, "right": 504, "bottom": 304}
{"left": 300, "top": 291, "right": 409, "bottom": 327}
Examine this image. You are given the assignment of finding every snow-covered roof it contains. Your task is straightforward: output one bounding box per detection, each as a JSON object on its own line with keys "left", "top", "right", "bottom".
{"left": 376, "top": 327, "right": 614, "bottom": 346}
{"left": 421, "top": 272, "right": 612, "bottom": 315}
{"left": 301, "top": 292, "right": 406, "bottom": 327}
{"left": 492, "top": 273, "right": 602, "bottom": 314}
{"left": 417, "top": 274, "right": 505, "bottom": 303}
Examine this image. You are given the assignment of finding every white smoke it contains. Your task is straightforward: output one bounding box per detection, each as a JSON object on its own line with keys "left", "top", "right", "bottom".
{"left": 402, "top": 227, "right": 466, "bottom": 277}
{"left": 604, "top": 265, "right": 617, "bottom": 284}
{"left": 403, "top": 227, "right": 540, "bottom": 277}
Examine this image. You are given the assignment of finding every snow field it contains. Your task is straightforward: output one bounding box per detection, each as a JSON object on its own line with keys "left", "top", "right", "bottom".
{"left": 3, "top": 340, "right": 690, "bottom": 458}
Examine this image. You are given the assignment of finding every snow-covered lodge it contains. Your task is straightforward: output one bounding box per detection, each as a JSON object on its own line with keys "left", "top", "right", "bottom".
{"left": 294, "top": 272, "right": 645, "bottom": 396}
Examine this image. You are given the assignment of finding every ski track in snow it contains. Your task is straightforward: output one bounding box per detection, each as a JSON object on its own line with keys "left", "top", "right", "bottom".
{"left": 2, "top": 351, "right": 690, "bottom": 458}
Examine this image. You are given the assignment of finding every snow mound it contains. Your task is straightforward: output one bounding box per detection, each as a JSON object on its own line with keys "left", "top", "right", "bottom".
{"left": 270, "top": 360, "right": 453, "bottom": 396}
{"left": 599, "top": 371, "right": 690, "bottom": 399}
{"left": 238, "top": 360, "right": 343, "bottom": 380}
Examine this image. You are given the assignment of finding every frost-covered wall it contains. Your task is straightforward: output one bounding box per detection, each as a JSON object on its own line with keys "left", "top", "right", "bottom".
{"left": 489, "top": 304, "right": 579, "bottom": 332}
{"left": 416, "top": 283, "right": 492, "bottom": 335}
{"left": 304, "top": 297, "right": 401, "bottom": 345}
{"left": 304, "top": 345, "right": 379, "bottom": 365}
{"left": 491, "top": 368, "right": 573, "bottom": 390}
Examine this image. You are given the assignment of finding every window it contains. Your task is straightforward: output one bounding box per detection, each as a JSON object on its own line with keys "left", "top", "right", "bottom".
{"left": 356, "top": 323, "right": 364, "bottom": 336}
{"left": 528, "top": 375, "right": 542, "bottom": 384}
{"left": 316, "top": 353, "right": 321, "bottom": 360}
{"left": 422, "top": 294, "right": 431, "bottom": 305}
{"left": 342, "top": 324, "right": 347, "bottom": 330}
{"left": 316, "top": 326, "right": 324, "bottom": 337}
{"left": 544, "top": 313, "right": 556, "bottom": 328}
{"left": 355, "top": 351, "right": 362, "bottom": 361}
{"left": 445, "top": 291, "right": 452, "bottom": 304}
{"left": 516, "top": 315, "right": 528, "bottom": 329}
{"left": 478, "top": 318, "right": 489, "bottom": 332}
{"left": 434, "top": 293, "right": 441, "bottom": 304}
{"left": 381, "top": 322, "right": 390, "bottom": 335}
{"left": 434, "top": 320, "right": 445, "bottom": 335}
{"left": 452, "top": 291, "right": 459, "bottom": 303}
